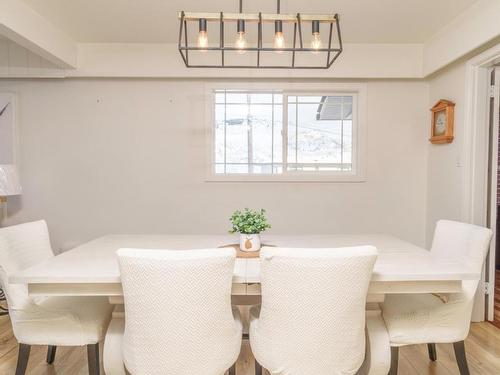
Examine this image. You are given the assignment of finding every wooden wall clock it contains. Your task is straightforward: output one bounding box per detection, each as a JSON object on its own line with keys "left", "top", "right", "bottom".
{"left": 430, "top": 99, "right": 455, "bottom": 144}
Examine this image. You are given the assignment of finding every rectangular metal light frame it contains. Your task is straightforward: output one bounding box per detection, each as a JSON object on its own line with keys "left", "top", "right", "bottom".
{"left": 178, "top": 11, "right": 343, "bottom": 69}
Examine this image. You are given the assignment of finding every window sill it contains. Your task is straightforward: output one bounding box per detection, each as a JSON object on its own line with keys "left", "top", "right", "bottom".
{"left": 205, "top": 174, "right": 367, "bottom": 183}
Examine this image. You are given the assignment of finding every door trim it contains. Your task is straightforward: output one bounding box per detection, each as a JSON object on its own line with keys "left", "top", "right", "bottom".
{"left": 462, "top": 44, "right": 500, "bottom": 321}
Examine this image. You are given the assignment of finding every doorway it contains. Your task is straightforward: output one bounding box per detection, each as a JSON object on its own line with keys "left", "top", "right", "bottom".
{"left": 487, "top": 66, "right": 500, "bottom": 325}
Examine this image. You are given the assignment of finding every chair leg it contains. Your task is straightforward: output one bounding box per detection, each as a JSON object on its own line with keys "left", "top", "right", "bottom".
{"left": 87, "top": 343, "right": 100, "bottom": 375}
{"left": 427, "top": 343, "right": 437, "bottom": 361}
{"left": 46, "top": 345, "right": 57, "bottom": 364}
{"left": 255, "top": 359, "right": 263, "bottom": 375}
{"left": 228, "top": 363, "right": 236, "bottom": 375}
{"left": 389, "top": 346, "right": 399, "bottom": 375}
{"left": 453, "top": 341, "right": 470, "bottom": 375}
{"left": 15, "top": 344, "right": 31, "bottom": 375}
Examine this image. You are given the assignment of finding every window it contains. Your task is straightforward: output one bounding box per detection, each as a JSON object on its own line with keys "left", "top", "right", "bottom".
{"left": 209, "top": 85, "right": 365, "bottom": 181}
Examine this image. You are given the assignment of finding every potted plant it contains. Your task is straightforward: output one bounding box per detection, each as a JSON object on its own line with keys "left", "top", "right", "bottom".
{"left": 229, "top": 208, "right": 271, "bottom": 252}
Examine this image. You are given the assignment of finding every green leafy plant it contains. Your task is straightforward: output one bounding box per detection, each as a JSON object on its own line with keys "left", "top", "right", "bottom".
{"left": 229, "top": 208, "right": 271, "bottom": 234}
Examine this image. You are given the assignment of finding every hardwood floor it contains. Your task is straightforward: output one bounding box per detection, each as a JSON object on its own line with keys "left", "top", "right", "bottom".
{"left": 1, "top": 314, "right": 500, "bottom": 374}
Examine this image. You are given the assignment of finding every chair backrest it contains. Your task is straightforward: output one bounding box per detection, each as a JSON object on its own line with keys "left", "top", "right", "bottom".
{"left": 253, "top": 246, "right": 377, "bottom": 375}
{"left": 0, "top": 220, "right": 54, "bottom": 310}
{"left": 430, "top": 220, "right": 493, "bottom": 310}
{"left": 430, "top": 220, "right": 493, "bottom": 273}
{"left": 117, "top": 247, "right": 240, "bottom": 375}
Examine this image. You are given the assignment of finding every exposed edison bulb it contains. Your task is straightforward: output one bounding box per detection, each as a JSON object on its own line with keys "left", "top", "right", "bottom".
{"left": 274, "top": 32, "right": 285, "bottom": 52}
{"left": 235, "top": 32, "right": 247, "bottom": 54}
{"left": 197, "top": 30, "right": 208, "bottom": 51}
{"left": 311, "top": 33, "right": 322, "bottom": 54}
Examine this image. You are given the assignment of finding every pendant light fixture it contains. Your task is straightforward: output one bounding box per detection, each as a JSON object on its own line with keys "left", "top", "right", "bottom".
{"left": 273, "top": 0, "right": 285, "bottom": 52}
{"left": 178, "top": 0, "right": 342, "bottom": 69}
{"left": 197, "top": 18, "right": 208, "bottom": 50}
{"left": 235, "top": 0, "right": 247, "bottom": 54}
{"left": 311, "top": 20, "right": 321, "bottom": 53}
{"left": 273, "top": 20, "right": 285, "bottom": 51}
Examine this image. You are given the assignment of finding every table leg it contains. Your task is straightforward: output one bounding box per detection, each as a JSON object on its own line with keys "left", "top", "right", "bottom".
{"left": 103, "top": 304, "right": 126, "bottom": 375}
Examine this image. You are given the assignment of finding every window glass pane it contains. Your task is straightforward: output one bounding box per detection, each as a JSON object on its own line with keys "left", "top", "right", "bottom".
{"left": 225, "top": 104, "right": 249, "bottom": 163}
{"left": 273, "top": 105, "right": 283, "bottom": 163}
{"left": 274, "top": 94, "right": 283, "bottom": 104}
{"left": 297, "top": 96, "right": 323, "bottom": 103}
{"left": 215, "top": 164, "right": 225, "bottom": 174}
{"left": 252, "top": 164, "right": 274, "bottom": 174}
{"left": 215, "top": 92, "right": 225, "bottom": 104}
{"left": 250, "top": 93, "right": 273, "bottom": 104}
{"left": 226, "top": 164, "right": 249, "bottom": 174}
{"left": 343, "top": 96, "right": 353, "bottom": 120}
{"left": 296, "top": 103, "right": 342, "bottom": 164}
{"left": 287, "top": 103, "right": 297, "bottom": 164}
{"left": 226, "top": 93, "right": 249, "bottom": 103}
{"left": 316, "top": 96, "right": 341, "bottom": 120}
{"left": 215, "top": 104, "right": 225, "bottom": 163}
{"left": 273, "top": 165, "right": 283, "bottom": 174}
{"left": 315, "top": 96, "right": 353, "bottom": 121}
{"left": 342, "top": 120, "right": 353, "bottom": 169}
{"left": 249, "top": 105, "right": 273, "bottom": 163}
{"left": 287, "top": 95, "right": 297, "bottom": 103}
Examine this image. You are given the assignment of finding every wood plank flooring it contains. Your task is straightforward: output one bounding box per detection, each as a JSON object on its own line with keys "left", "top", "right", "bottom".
{"left": 1, "top": 314, "right": 500, "bottom": 374}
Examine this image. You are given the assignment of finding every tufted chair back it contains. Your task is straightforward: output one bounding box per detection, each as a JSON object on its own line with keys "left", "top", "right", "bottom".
{"left": 250, "top": 246, "right": 378, "bottom": 375}
{"left": 117, "top": 247, "right": 242, "bottom": 375}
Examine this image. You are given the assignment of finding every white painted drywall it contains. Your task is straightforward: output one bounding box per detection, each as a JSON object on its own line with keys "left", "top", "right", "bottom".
{"left": 425, "top": 61, "right": 467, "bottom": 247}
{"left": 0, "top": 78, "right": 428, "bottom": 251}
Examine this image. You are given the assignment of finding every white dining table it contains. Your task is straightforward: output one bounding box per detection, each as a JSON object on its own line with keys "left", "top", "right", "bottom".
{"left": 10, "top": 234, "right": 479, "bottom": 375}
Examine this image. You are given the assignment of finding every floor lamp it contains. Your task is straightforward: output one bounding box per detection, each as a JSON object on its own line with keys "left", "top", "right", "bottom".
{"left": 0, "top": 164, "right": 22, "bottom": 316}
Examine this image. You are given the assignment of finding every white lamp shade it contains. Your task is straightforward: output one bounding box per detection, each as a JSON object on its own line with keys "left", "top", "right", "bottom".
{"left": 0, "top": 164, "right": 21, "bottom": 196}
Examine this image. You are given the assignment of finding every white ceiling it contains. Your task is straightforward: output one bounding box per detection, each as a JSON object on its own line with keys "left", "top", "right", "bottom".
{"left": 21, "top": 0, "right": 478, "bottom": 44}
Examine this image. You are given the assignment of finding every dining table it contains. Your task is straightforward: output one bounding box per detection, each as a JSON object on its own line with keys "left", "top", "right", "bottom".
{"left": 10, "top": 234, "right": 480, "bottom": 375}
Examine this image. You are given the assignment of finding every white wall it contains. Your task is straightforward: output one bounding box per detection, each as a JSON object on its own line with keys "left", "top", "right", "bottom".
{"left": 426, "top": 61, "right": 467, "bottom": 246}
{"left": 0, "top": 78, "right": 428, "bottom": 251}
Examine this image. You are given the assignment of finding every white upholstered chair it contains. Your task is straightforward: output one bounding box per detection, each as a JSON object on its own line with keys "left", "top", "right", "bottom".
{"left": 117, "top": 247, "right": 242, "bottom": 375}
{"left": 249, "top": 246, "right": 378, "bottom": 375}
{"left": 0, "top": 220, "right": 113, "bottom": 375}
{"left": 382, "top": 220, "right": 493, "bottom": 375}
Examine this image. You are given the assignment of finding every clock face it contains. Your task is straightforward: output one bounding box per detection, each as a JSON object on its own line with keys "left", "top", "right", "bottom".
{"left": 434, "top": 111, "right": 447, "bottom": 136}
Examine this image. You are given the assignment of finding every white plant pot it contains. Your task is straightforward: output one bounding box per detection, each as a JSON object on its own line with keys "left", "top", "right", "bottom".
{"left": 239, "top": 233, "right": 261, "bottom": 252}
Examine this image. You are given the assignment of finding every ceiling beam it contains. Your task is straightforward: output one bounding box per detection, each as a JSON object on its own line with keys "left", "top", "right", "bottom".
{"left": 70, "top": 42, "right": 423, "bottom": 79}
{"left": 0, "top": 0, "right": 77, "bottom": 69}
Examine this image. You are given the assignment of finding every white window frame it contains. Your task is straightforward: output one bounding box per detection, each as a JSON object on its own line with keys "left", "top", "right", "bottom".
{"left": 205, "top": 82, "right": 367, "bottom": 182}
